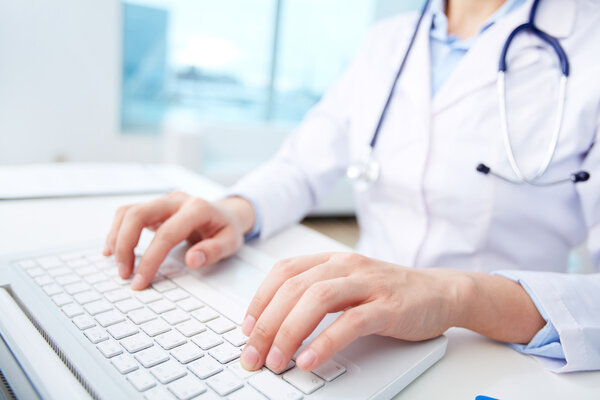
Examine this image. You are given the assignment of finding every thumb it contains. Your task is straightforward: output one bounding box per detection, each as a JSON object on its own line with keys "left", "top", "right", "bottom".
{"left": 185, "top": 228, "right": 241, "bottom": 269}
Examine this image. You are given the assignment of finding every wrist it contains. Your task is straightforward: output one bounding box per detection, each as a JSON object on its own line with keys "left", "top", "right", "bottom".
{"left": 445, "top": 271, "right": 479, "bottom": 330}
{"left": 215, "top": 196, "right": 257, "bottom": 236}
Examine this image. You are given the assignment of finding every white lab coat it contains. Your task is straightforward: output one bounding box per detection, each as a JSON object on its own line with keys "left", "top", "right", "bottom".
{"left": 230, "top": 0, "right": 600, "bottom": 372}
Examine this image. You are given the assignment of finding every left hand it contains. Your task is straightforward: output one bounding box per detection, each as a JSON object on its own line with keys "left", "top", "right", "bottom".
{"left": 239, "top": 252, "right": 471, "bottom": 372}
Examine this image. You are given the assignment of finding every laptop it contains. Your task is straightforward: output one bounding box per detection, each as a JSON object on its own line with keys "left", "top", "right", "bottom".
{"left": 0, "top": 241, "right": 446, "bottom": 400}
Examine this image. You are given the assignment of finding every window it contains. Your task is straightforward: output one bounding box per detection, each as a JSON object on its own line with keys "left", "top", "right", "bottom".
{"left": 121, "top": 0, "right": 423, "bottom": 134}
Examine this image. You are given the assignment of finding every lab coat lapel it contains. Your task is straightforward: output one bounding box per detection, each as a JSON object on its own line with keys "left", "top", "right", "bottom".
{"left": 432, "top": 0, "right": 576, "bottom": 114}
{"left": 394, "top": 11, "right": 432, "bottom": 128}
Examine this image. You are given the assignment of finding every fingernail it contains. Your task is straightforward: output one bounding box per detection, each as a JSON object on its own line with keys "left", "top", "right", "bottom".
{"left": 241, "top": 345, "right": 260, "bottom": 370}
{"left": 242, "top": 315, "right": 255, "bottom": 336}
{"left": 131, "top": 273, "right": 145, "bottom": 290}
{"left": 102, "top": 246, "right": 110, "bottom": 256}
{"left": 297, "top": 348, "right": 317, "bottom": 370}
{"left": 266, "top": 346, "right": 284, "bottom": 371}
{"left": 190, "top": 250, "right": 206, "bottom": 269}
{"left": 117, "top": 262, "right": 127, "bottom": 278}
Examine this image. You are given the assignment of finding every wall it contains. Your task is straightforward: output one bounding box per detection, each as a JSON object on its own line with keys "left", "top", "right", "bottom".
{"left": 0, "top": 0, "right": 160, "bottom": 164}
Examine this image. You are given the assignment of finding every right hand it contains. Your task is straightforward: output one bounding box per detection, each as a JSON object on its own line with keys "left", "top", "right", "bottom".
{"left": 103, "top": 191, "right": 256, "bottom": 290}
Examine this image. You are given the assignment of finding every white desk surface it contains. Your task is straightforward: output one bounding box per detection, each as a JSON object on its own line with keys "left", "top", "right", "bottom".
{"left": 1, "top": 164, "right": 599, "bottom": 400}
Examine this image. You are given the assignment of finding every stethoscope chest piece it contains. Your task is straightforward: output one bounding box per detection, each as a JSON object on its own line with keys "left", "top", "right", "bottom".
{"left": 347, "top": 147, "right": 381, "bottom": 191}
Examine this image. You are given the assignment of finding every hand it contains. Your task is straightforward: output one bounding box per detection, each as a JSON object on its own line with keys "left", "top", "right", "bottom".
{"left": 103, "top": 191, "right": 256, "bottom": 290}
{"left": 239, "top": 252, "right": 470, "bottom": 372}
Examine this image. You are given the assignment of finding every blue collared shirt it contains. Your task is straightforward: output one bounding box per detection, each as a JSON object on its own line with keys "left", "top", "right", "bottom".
{"left": 429, "top": 0, "right": 526, "bottom": 95}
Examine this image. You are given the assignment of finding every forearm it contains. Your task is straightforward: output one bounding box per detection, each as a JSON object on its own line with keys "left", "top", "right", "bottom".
{"left": 452, "top": 271, "right": 546, "bottom": 344}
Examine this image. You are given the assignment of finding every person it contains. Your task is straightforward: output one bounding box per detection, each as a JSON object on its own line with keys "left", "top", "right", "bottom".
{"left": 104, "top": 0, "right": 600, "bottom": 374}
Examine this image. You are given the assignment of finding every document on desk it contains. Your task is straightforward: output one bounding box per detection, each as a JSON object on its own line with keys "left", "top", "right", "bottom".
{"left": 0, "top": 163, "right": 176, "bottom": 200}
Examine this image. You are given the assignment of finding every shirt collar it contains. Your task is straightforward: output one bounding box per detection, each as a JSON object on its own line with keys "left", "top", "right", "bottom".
{"left": 430, "top": 0, "right": 527, "bottom": 47}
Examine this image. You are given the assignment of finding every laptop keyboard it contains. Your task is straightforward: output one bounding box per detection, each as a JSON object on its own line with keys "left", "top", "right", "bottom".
{"left": 17, "top": 249, "right": 347, "bottom": 399}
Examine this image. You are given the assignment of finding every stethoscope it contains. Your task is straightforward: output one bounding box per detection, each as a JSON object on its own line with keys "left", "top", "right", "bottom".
{"left": 346, "top": 0, "right": 590, "bottom": 190}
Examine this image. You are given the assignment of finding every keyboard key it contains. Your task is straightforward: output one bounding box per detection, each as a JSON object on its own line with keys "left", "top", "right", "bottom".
{"left": 227, "top": 386, "right": 266, "bottom": 400}
{"left": 152, "top": 280, "right": 177, "bottom": 293}
{"left": 136, "top": 289, "right": 162, "bottom": 304}
{"left": 107, "top": 321, "right": 139, "bottom": 340}
{"left": 84, "top": 299, "right": 113, "bottom": 316}
{"left": 48, "top": 267, "right": 71, "bottom": 277}
{"left": 95, "top": 310, "right": 126, "bottom": 327}
{"left": 76, "top": 265, "right": 97, "bottom": 276}
{"left": 34, "top": 275, "right": 53, "bottom": 286}
{"left": 148, "top": 299, "right": 176, "bottom": 314}
{"left": 206, "top": 317, "right": 235, "bottom": 334}
{"left": 168, "top": 375, "right": 206, "bottom": 400}
{"left": 145, "top": 386, "right": 176, "bottom": 400}
{"left": 170, "top": 342, "right": 204, "bottom": 364}
{"left": 94, "top": 280, "right": 120, "bottom": 293}
{"left": 37, "top": 256, "right": 62, "bottom": 269}
{"left": 209, "top": 342, "right": 241, "bottom": 364}
{"left": 206, "top": 370, "right": 243, "bottom": 396}
{"left": 188, "top": 356, "right": 223, "bottom": 379}
{"left": 228, "top": 361, "right": 262, "bottom": 380}
{"left": 116, "top": 298, "right": 144, "bottom": 313}
{"left": 74, "top": 290, "right": 102, "bottom": 305}
{"left": 111, "top": 353, "right": 139, "bottom": 374}
{"left": 129, "top": 308, "right": 157, "bottom": 325}
{"left": 127, "top": 369, "right": 156, "bottom": 392}
{"left": 163, "top": 288, "right": 189, "bottom": 302}
{"left": 67, "top": 259, "right": 89, "bottom": 269}
{"left": 114, "top": 276, "right": 132, "bottom": 286}
{"left": 64, "top": 282, "right": 91, "bottom": 295}
{"left": 62, "top": 303, "right": 84, "bottom": 318}
{"left": 105, "top": 288, "right": 132, "bottom": 303}
{"left": 18, "top": 259, "right": 37, "bottom": 269}
{"left": 192, "top": 331, "right": 223, "bottom": 350}
{"left": 162, "top": 309, "right": 190, "bottom": 325}
{"left": 156, "top": 330, "right": 187, "bottom": 350}
{"left": 86, "top": 253, "right": 104, "bottom": 262}
{"left": 223, "top": 328, "right": 248, "bottom": 347}
{"left": 135, "top": 346, "right": 170, "bottom": 368}
{"left": 268, "top": 360, "right": 295, "bottom": 375}
{"left": 27, "top": 267, "right": 45, "bottom": 277}
{"left": 97, "top": 340, "right": 123, "bottom": 358}
{"left": 175, "top": 319, "right": 205, "bottom": 337}
{"left": 191, "top": 307, "right": 219, "bottom": 323}
{"left": 84, "top": 272, "right": 107, "bottom": 285}
{"left": 42, "top": 283, "right": 63, "bottom": 296}
{"left": 141, "top": 319, "right": 171, "bottom": 337}
{"left": 72, "top": 314, "right": 96, "bottom": 330}
{"left": 84, "top": 327, "right": 109, "bottom": 344}
{"left": 121, "top": 333, "right": 154, "bottom": 353}
{"left": 55, "top": 274, "right": 79, "bottom": 286}
{"left": 176, "top": 297, "right": 203, "bottom": 312}
{"left": 311, "top": 359, "right": 346, "bottom": 382}
{"left": 248, "top": 371, "right": 303, "bottom": 400}
{"left": 150, "top": 360, "right": 187, "bottom": 384}
{"left": 52, "top": 293, "right": 72, "bottom": 306}
{"left": 283, "top": 368, "right": 324, "bottom": 394}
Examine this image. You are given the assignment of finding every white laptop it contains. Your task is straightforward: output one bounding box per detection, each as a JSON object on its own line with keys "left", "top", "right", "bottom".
{"left": 0, "top": 241, "right": 446, "bottom": 400}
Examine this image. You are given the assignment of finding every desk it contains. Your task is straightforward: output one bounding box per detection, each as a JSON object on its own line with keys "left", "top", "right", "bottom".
{"left": 1, "top": 164, "right": 599, "bottom": 399}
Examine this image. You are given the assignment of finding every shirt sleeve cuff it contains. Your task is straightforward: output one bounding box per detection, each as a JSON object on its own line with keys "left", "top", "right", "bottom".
{"left": 224, "top": 193, "right": 262, "bottom": 242}
{"left": 493, "top": 271, "right": 566, "bottom": 361}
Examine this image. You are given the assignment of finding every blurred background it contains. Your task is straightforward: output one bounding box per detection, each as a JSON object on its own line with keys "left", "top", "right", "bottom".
{"left": 0, "top": 0, "right": 421, "bottom": 224}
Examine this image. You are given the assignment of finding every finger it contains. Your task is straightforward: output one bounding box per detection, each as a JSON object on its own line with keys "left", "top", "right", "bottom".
{"left": 296, "top": 302, "right": 386, "bottom": 371}
{"left": 131, "top": 199, "right": 213, "bottom": 289}
{"left": 264, "top": 277, "right": 368, "bottom": 372}
{"left": 241, "top": 262, "right": 352, "bottom": 371}
{"left": 242, "top": 253, "right": 333, "bottom": 337}
{"left": 114, "top": 198, "right": 181, "bottom": 280}
{"left": 104, "top": 204, "right": 134, "bottom": 256}
{"left": 185, "top": 227, "right": 240, "bottom": 269}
